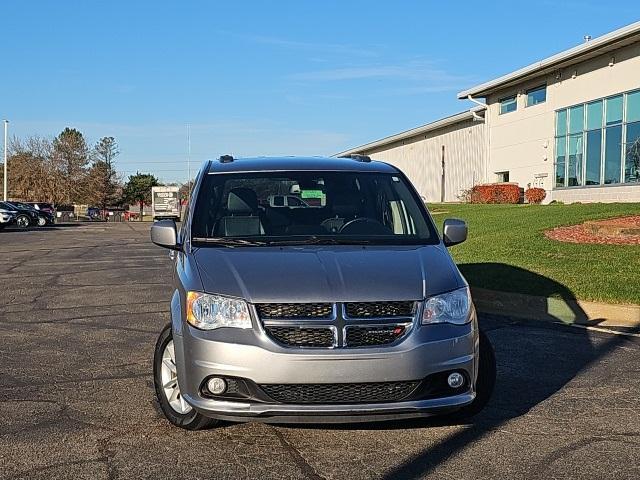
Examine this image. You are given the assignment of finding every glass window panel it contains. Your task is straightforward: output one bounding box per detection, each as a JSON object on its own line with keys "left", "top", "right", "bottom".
{"left": 626, "top": 91, "right": 640, "bottom": 123}
{"left": 605, "top": 95, "right": 623, "bottom": 125}
{"left": 586, "top": 101, "right": 603, "bottom": 130}
{"left": 604, "top": 125, "right": 622, "bottom": 184}
{"left": 568, "top": 134, "right": 583, "bottom": 186}
{"left": 500, "top": 96, "right": 517, "bottom": 115}
{"left": 527, "top": 85, "right": 546, "bottom": 106}
{"left": 555, "top": 137, "right": 566, "bottom": 187}
{"left": 585, "top": 129, "right": 602, "bottom": 185}
{"left": 625, "top": 121, "right": 640, "bottom": 183}
{"left": 568, "top": 105, "right": 584, "bottom": 134}
{"left": 556, "top": 110, "right": 567, "bottom": 136}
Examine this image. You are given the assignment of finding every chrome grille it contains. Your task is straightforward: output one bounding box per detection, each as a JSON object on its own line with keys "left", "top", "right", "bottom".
{"left": 264, "top": 326, "right": 335, "bottom": 348}
{"left": 345, "top": 324, "right": 407, "bottom": 347}
{"left": 256, "top": 303, "right": 333, "bottom": 319}
{"left": 345, "top": 301, "right": 415, "bottom": 318}
{"left": 260, "top": 381, "right": 420, "bottom": 404}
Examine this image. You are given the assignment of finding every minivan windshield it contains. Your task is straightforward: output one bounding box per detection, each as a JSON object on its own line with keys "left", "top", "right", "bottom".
{"left": 191, "top": 171, "right": 438, "bottom": 245}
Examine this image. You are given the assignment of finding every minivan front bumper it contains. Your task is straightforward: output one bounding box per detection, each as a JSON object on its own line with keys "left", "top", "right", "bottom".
{"left": 173, "top": 313, "right": 479, "bottom": 422}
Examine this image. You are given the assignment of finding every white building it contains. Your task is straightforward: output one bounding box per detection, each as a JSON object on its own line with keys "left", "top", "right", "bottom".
{"left": 338, "top": 20, "right": 640, "bottom": 203}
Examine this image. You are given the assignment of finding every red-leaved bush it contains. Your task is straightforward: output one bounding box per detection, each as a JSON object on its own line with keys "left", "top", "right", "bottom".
{"left": 470, "top": 183, "right": 520, "bottom": 204}
{"left": 525, "top": 187, "right": 546, "bottom": 204}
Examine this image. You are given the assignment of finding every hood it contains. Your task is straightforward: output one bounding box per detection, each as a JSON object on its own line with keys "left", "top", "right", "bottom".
{"left": 192, "top": 245, "right": 463, "bottom": 303}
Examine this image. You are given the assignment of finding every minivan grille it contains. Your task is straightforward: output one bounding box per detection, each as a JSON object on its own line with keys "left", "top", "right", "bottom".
{"left": 345, "top": 324, "right": 407, "bottom": 347}
{"left": 257, "top": 302, "right": 415, "bottom": 349}
{"left": 345, "top": 301, "right": 415, "bottom": 318}
{"left": 264, "top": 326, "right": 335, "bottom": 348}
{"left": 260, "top": 381, "right": 420, "bottom": 404}
{"left": 256, "top": 303, "right": 333, "bottom": 319}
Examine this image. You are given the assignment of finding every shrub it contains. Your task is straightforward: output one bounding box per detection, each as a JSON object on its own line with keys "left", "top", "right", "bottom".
{"left": 525, "top": 187, "right": 546, "bottom": 204}
{"left": 470, "top": 183, "right": 520, "bottom": 204}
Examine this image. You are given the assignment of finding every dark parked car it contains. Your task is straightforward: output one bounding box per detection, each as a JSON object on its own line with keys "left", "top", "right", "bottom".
{"left": 2, "top": 201, "right": 42, "bottom": 228}
{"left": 11, "top": 201, "right": 54, "bottom": 226}
{"left": 27, "top": 202, "right": 55, "bottom": 216}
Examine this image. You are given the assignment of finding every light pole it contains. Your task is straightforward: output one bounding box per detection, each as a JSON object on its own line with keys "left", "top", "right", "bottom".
{"left": 3, "top": 120, "right": 8, "bottom": 201}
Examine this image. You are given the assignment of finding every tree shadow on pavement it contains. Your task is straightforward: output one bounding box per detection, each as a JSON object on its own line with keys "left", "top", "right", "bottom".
{"left": 379, "top": 263, "right": 627, "bottom": 479}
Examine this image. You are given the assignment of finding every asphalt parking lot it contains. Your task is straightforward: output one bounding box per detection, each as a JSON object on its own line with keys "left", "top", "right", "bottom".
{"left": 0, "top": 222, "right": 639, "bottom": 480}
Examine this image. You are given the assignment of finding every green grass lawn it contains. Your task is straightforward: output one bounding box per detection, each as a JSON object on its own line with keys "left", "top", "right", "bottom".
{"left": 428, "top": 203, "right": 640, "bottom": 305}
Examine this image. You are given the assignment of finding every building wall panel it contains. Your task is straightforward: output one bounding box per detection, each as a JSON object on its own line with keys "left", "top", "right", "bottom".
{"left": 361, "top": 119, "right": 486, "bottom": 202}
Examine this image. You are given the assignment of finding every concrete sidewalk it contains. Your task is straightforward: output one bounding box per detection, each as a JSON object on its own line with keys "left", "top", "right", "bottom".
{"left": 472, "top": 287, "right": 640, "bottom": 328}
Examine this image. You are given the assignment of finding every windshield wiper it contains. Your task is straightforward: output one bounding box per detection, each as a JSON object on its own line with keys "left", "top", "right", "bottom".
{"left": 265, "top": 236, "right": 371, "bottom": 246}
{"left": 192, "top": 237, "right": 267, "bottom": 247}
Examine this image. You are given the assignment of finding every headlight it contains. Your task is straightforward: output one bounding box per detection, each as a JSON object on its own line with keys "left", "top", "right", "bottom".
{"left": 422, "top": 287, "right": 472, "bottom": 325}
{"left": 186, "top": 292, "right": 252, "bottom": 330}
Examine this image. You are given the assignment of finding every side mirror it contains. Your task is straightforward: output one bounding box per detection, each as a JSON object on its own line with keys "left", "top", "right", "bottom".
{"left": 443, "top": 218, "right": 467, "bottom": 247}
{"left": 151, "top": 219, "right": 181, "bottom": 250}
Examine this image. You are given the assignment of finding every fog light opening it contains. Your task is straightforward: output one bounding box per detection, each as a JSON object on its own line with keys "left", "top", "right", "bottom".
{"left": 447, "top": 372, "right": 465, "bottom": 389}
{"left": 206, "top": 377, "right": 227, "bottom": 395}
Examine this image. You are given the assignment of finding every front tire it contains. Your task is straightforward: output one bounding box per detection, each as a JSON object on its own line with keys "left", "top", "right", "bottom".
{"left": 153, "top": 324, "right": 219, "bottom": 430}
{"left": 16, "top": 215, "right": 31, "bottom": 229}
{"left": 37, "top": 216, "right": 47, "bottom": 227}
{"left": 447, "top": 329, "right": 496, "bottom": 421}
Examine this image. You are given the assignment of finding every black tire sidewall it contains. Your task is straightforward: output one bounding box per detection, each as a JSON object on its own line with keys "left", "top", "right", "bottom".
{"left": 153, "top": 324, "right": 217, "bottom": 430}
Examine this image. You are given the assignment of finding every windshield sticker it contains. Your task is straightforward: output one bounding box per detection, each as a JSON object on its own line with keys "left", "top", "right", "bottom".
{"left": 300, "top": 189, "right": 326, "bottom": 206}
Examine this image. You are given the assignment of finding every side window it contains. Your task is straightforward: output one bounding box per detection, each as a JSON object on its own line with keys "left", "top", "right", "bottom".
{"left": 496, "top": 171, "right": 510, "bottom": 182}
{"left": 500, "top": 95, "right": 517, "bottom": 114}
{"left": 526, "top": 85, "right": 546, "bottom": 106}
{"left": 182, "top": 171, "right": 201, "bottom": 240}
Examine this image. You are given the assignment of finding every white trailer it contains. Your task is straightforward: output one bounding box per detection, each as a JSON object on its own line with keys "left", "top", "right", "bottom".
{"left": 152, "top": 186, "right": 181, "bottom": 221}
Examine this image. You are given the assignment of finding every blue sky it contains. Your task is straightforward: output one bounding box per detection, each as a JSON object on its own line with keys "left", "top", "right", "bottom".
{"left": 2, "top": 1, "right": 638, "bottom": 183}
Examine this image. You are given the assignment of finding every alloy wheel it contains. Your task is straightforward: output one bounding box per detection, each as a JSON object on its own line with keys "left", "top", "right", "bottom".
{"left": 160, "top": 340, "right": 192, "bottom": 414}
{"left": 16, "top": 216, "right": 29, "bottom": 228}
{"left": 37, "top": 216, "right": 46, "bottom": 226}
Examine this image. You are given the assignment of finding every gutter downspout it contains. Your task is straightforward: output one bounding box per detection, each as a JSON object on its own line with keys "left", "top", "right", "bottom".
{"left": 467, "top": 95, "right": 490, "bottom": 184}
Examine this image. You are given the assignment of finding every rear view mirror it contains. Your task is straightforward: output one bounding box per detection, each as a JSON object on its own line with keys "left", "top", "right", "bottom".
{"left": 151, "top": 219, "right": 181, "bottom": 250}
{"left": 443, "top": 218, "right": 467, "bottom": 247}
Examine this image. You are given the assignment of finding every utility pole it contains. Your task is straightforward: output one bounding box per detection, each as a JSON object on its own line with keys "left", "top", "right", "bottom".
{"left": 187, "top": 124, "right": 191, "bottom": 204}
{"left": 3, "top": 120, "right": 8, "bottom": 201}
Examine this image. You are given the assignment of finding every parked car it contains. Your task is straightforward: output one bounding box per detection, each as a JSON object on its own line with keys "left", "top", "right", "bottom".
{"left": 0, "top": 203, "right": 18, "bottom": 230}
{"left": 1, "top": 201, "right": 39, "bottom": 228}
{"left": 27, "top": 202, "right": 55, "bottom": 216}
{"left": 10, "top": 201, "right": 54, "bottom": 226}
{"left": 150, "top": 155, "right": 496, "bottom": 430}
{"left": 267, "top": 194, "right": 311, "bottom": 208}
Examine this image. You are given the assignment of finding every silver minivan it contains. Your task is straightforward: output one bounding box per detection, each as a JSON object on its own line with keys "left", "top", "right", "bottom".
{"left": 151, "top": 155, "right": 495, "bottom": 430}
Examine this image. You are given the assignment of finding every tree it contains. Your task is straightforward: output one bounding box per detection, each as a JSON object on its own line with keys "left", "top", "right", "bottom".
{"left": 53, "top": 128, "right": 89, "bottom": 203}
{"left": 178, "top": 180, "right": 194, "bottom": 203}
{"left": 123, "top": 172, "right": 159, "bottom": 221}
{"left": 87, "top": 137, "right": 121, "bottom": 209}
{"left": 6, "top": 136, "right": 62, "bottom": 203}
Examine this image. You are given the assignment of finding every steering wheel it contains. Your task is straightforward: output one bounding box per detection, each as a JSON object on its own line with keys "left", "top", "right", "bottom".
{"left": 339, "top": 217, "right": 393, "bottom": 235}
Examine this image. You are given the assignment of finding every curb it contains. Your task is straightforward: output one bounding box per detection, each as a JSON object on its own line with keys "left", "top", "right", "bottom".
{"left": 471, "top": 287, "right": 640, "bottom": 328}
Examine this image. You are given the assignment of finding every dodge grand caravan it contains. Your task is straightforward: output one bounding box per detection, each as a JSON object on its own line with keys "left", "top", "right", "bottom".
{"left": 151, "top": 155, "right": 495, "bottom": 430}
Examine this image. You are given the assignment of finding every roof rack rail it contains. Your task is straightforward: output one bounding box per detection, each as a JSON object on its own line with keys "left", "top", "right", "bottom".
{"left": 339, "top": 154, "right": 371, "bottom": 163}
{"left": 219, "top": 154, "right": 234, "bottom": 163}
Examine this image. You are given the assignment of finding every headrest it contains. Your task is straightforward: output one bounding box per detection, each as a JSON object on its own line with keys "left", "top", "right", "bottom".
{"left": 227, "top": 188, "right": 258, "bottom": 214}
{"left": 332, "top": 191, "right": 360, "bottom": 217}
